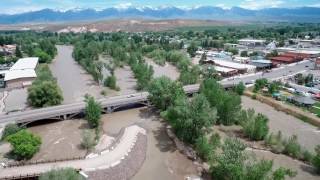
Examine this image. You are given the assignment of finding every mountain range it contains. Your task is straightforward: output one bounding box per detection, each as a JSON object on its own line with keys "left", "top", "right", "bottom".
{"left": 0, "top": 6, "right": 320, "bottom": 24}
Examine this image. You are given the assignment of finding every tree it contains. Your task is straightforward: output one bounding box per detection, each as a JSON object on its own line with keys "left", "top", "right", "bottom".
{"left": 35, "top": 49, "right": 52, "bottom": 63}
{"left": 104, "top": 76, "right": 117, "bottom": 90}
{"left": 148, "top": 77, "right": 185, "bottom": 111}
{"left": 15, "top": 45, "right": 23, "bottom": 58}
{"left": 234, "top": 82, "right": 246, "bottom": 95}
{"left": 6, "top": 130, "right": 41, "bottom": 159}
{"left": 1, "top": 124, "right": 22, "bottom": 140}
{"left": 240, "top": 51, "right": 248, "bottom": 57}
{"left": 166, "top": 94, "right": 217, "bottom": 143}
{"left": 81, "top": 130, "right": 96, "bottom": 151}
{"left": 211, "top": 138, "right": 295, "bottom": 180}
{"left": 195, "top": 133, "right": 220, "bottom": 161}
{"left": 28, "top": 81, "right": 63, "bottom": 107}
{"left": 268, "top": 81, "right": 280, "bottom": 94}
{"left": 201, "top": 78, "right": 241, "bottom": 125}
{"left": 39, "top": 168, "right": 84, "bottom": 180}
{"left": 254, "top": 78, "right": 268, "bottom": 93}
{"left": 226, "top": 47, "right": 239, "bottom": 55}
{"left": 187, "top": 41, "right": 197, "bottom": 57}
{"left": 85, "top": 96, "right": 102, "bottom": 128}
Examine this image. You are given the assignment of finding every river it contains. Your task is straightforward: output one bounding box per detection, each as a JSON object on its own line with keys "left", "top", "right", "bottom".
{"left": 50, "top": 45, "right": 103, "bottom": 104}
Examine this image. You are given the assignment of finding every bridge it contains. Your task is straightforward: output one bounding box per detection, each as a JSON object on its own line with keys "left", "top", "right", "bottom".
{"left": 0, "top": 58, "right": 313, "bottom": 125}
{"left": 0, "top": 83, "right": 236, "bottom": 124}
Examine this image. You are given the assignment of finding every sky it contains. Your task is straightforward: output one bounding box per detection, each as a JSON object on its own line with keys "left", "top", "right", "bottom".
{"left": 1, "top": 0, "right": 320, "bottom": 14}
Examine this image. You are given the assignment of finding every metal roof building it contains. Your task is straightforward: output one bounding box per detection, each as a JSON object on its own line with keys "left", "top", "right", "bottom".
{"left": 3, "top": 57, "right": 39, "bottom": 89}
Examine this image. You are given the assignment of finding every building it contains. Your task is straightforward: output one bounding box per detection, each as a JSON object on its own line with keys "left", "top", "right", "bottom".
{"left": 250, "top": 60, "right": 273, "bottom": 69}
{"left": 270, "top": 52, "right": 310, "bottom": 65}
{"left": 288, "top": 96, "right": 316, "bottom": 107}
{"left": 206, "top": 59, "right": 256, "bottom": 74}
{"left": 3, "top": 57, "right": 39, "bottom": 89}
{"left": 214, "top": 66, "right": 238, "bottom": 77}
{"left": 0, "top": 45, "right": 16, "bottom": 56}
{"left": 238, "top": 39, "right": 266, "bottom": 47}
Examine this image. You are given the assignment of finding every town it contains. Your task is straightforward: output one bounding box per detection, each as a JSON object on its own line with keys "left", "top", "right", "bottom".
{"left": 0, "top": 4, "right": 320, "bottom": 180}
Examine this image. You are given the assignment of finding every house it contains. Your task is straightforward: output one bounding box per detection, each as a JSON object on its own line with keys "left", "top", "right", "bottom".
{"left": 3, "top": 57, "right": 39, "bottom": 89}
{"left": 250, "top": 59, "right": 273, "bottom": 69}
{"left": 213, "top": 66, "right": 238, "bottom": 77}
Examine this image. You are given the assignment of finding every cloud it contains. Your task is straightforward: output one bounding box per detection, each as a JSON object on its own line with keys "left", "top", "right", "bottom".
{"left": 216, "top": 3, "right": 231, "bottom": 10}
{"left": 240, "top": 0, "right": 284, "bottom": 10}
{"left": 115, "top": 2, "right": 133, "bottom": 9}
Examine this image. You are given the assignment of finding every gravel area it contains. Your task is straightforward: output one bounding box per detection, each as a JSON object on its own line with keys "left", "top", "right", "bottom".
{"left": 86, "top": 134, "right": 147, "bottom": 180}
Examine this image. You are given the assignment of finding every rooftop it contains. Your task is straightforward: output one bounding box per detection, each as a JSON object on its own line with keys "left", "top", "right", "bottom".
{"left": 10, "top": 57, "right": 39, "bottom": 71}
{"left": 210, "top": 59, "right": 256, "bottom": 70}
{"left": 4, "top": 69, "right": 37, "bottom": 81}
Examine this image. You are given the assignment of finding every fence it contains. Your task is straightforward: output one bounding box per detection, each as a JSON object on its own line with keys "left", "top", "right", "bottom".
{"left": 5, "top": 156, "right": 85, "bottom": 168}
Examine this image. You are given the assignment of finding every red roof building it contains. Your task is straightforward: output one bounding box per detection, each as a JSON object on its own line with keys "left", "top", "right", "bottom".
{"left": 270, "top": 52, "right": 310, "bottom": 64}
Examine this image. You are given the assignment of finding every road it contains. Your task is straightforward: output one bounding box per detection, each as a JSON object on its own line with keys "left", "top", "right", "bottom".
{"left": 0, "top": 60, "right": 313, "bottom": 124}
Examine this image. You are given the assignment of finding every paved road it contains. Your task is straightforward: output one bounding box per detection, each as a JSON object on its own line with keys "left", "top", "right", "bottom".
{"left": 242, "top": 96, "right": 320, "bottom": 152}
{"left": 0, "top": 125, "right": 146, "bottom": 178}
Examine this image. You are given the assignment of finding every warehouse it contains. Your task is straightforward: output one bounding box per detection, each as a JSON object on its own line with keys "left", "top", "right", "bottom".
{"left": 210, "top": 59, "right": 256, "bottom": 73}
{"left": 3, "top": 57, "right": 39, "bottom": 89}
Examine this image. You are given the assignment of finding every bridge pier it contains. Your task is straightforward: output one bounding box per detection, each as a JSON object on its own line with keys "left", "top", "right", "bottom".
{"left": 106, "top": 107, "right": 113, "bottom": 114}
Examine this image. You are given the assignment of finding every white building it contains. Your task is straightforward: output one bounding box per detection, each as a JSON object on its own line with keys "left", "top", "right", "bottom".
{"left": 238, "top": 39, "right": 266, "bottom": 47}
{"left": 209, "top": 59, "right": 256, "bottom": 74}
{"left": 3, "top": 57, "right": 39, "bottom": 89}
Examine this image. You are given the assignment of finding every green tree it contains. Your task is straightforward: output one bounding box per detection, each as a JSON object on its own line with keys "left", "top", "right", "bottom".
{"left": 1, "top": 124, "right": 22, "bottom": 140}
{"left": 104, "top": 75, "right": 117, "bottom": 90}
{"left": 240, "top": 51, "right": 248, "bottom": 57}
{"left": 234, "top": 82, "right": 246, "bottom": 95}
{"left": 27, "top": 81, "right": 63, "bottom": 107}
{"left": 195, "top": 133, "right": 220, "bottom": 161}
{"left": 15, "top": 45, "right": 23, "bottom": 58}
{"left": 187, "top": 41, "right": 198, "bottom": 57}
{"left": 166, "top": 94, "right": 217, "bottom": 143}
{"left": 201, "top": 78, "right": 241, "bottom": 125}
{"left": 35, "top": 49, "right": 52, "bottom": 63}
{"left": 254, "top": 78, "right": 268, "bottom": 93}
{"left": 39, "top": 168, "right": 84, "bottom": 180}
{"left": 268, "top": 81, "right": 280, "bottom": 94}
{"left": 148, "top": 77, "right": 185, "bottom": 111}
{"left": 6, "top": 130, "right": 41, "bottom": 159}
{"left": 85, "top": 96, "right": 102, "bottom": 128}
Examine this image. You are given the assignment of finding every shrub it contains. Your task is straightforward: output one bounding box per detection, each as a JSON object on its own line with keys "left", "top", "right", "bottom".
{"left": 27, "top": 81, "right": 63, "bottom": 107}
{"left": 195, "top": 133, "right": 220, "bottom": 161}
{"left": 39, "top": 168, "right": 84, "bottom": 180}
{"left": 103, "top": 76, "right": 117, "bottom": 90}
{"left": 1, "top": 124, "right": 22, "bottom": 140}
{"left": 84, "top": 96, "right": 102, "bottom": 128}
{"left": 234, "top": 82, "right": 246, "bottom": 95}
{"left": 6, "top": 130, "right": 41, "bottom": 159}
{"left": 272, "top": 167, "right": 297, "bottom": 180}
{"left": 252, "top": 94, "right": 257, "bottom": 99}
{"left": 283, "top": 135, "right": 301, "bottom": 158}
{"left": 312, "top": 145, "right": 320, "bottom": 174}
{"left": 81, "top": 130, "right": 96, "bottom": 151}
{"left": 265, "top": 131, "right": 285, "bottom": 153}
{"left": 302, "top": 150, "right": 314, "bottom": 163}
{"left": 241, "top": 110, "right": 269, "bottom": 141}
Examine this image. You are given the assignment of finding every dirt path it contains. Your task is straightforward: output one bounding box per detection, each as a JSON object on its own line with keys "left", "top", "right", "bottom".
{"left": 242, "top": 96, "right": 320, "bottom": 152}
